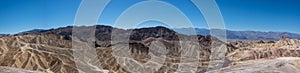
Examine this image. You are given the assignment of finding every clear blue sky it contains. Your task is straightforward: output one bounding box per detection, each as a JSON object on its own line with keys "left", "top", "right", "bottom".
{"left": 0, "top": 0, "right": 299, "bottom": 34}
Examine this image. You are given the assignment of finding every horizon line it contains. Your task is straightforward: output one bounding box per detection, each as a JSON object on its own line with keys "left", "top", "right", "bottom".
{"left": 1, "top": 24, "right": 299, "bottom": 35}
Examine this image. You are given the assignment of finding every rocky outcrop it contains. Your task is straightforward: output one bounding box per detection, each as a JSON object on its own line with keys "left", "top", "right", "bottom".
{"left": 227, "top": 36, "right": 300, "bottom": 61}
{"left": 275, "top": 36, "right": 300, "bottom": 46}
{"left": 129, "top": 26, "right": 180, "bottom": 41}
{"left": 0, "top": 34, "right": 77, "bottom": 73}
{"left": 0, "top": 66, "right": 44, "bottom": 73}
{"left": 227, "top": 48, "right": 300, "bottom": 61}
{"left": 206, "top": 57, "right": 300, "bottom": 73}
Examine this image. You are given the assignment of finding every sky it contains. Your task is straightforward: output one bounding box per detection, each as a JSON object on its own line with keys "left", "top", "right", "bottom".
{"left": 0, "top": 0, "right": 299, "bottom": 34}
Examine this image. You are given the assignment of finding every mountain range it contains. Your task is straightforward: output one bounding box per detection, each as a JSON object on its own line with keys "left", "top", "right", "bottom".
{"left": 0, "top": 25, "right": 300, "bottom": 73}
{"left": 175, "top": 28, "right": 300, "bottom": 41}
{"left": 0, "top": 25, "right": 232, "bottom": 72}
{"left": 15, "top": 25, "right": 300, "bottom": 41}
{"left": 0, "top": 34, "right": 6, "bottom": 37}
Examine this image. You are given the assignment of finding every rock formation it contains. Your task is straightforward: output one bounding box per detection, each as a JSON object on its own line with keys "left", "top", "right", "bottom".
{"left": 275, "top": 36, "right": 300, "bottom": 46}
{"left": 0, "top": 25, "right": 299, "bottom": 73}
{"left": 206, "top": 57, "right": 300, "bottom": 73}
{"left": 0, "top": 25, "right": 234, "bottom": 73}
{"left": 0, "top": 66, "right": 44, "bottom": 73}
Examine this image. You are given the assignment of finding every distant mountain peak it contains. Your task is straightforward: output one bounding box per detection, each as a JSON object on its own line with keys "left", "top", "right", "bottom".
{"left": 0, "top": 34, "right": 6, "bottom": 37}
{"left": 17, "top": 29, "right": 48, "bottom": 35}
{"left": 175, "top": 28, "right": 300, "bottom": 41}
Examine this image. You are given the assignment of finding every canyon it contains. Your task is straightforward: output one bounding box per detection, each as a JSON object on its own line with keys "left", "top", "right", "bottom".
{"left": 0, "top": 25, "right": 299, "bottom": 73}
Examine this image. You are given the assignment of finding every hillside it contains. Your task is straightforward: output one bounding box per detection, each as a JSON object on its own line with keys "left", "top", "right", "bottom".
{"left": 0, "top": 25, "right": 234, "bottom": 72}
{"left": 0, "top": 25, "right": 299, "bottom": 72}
